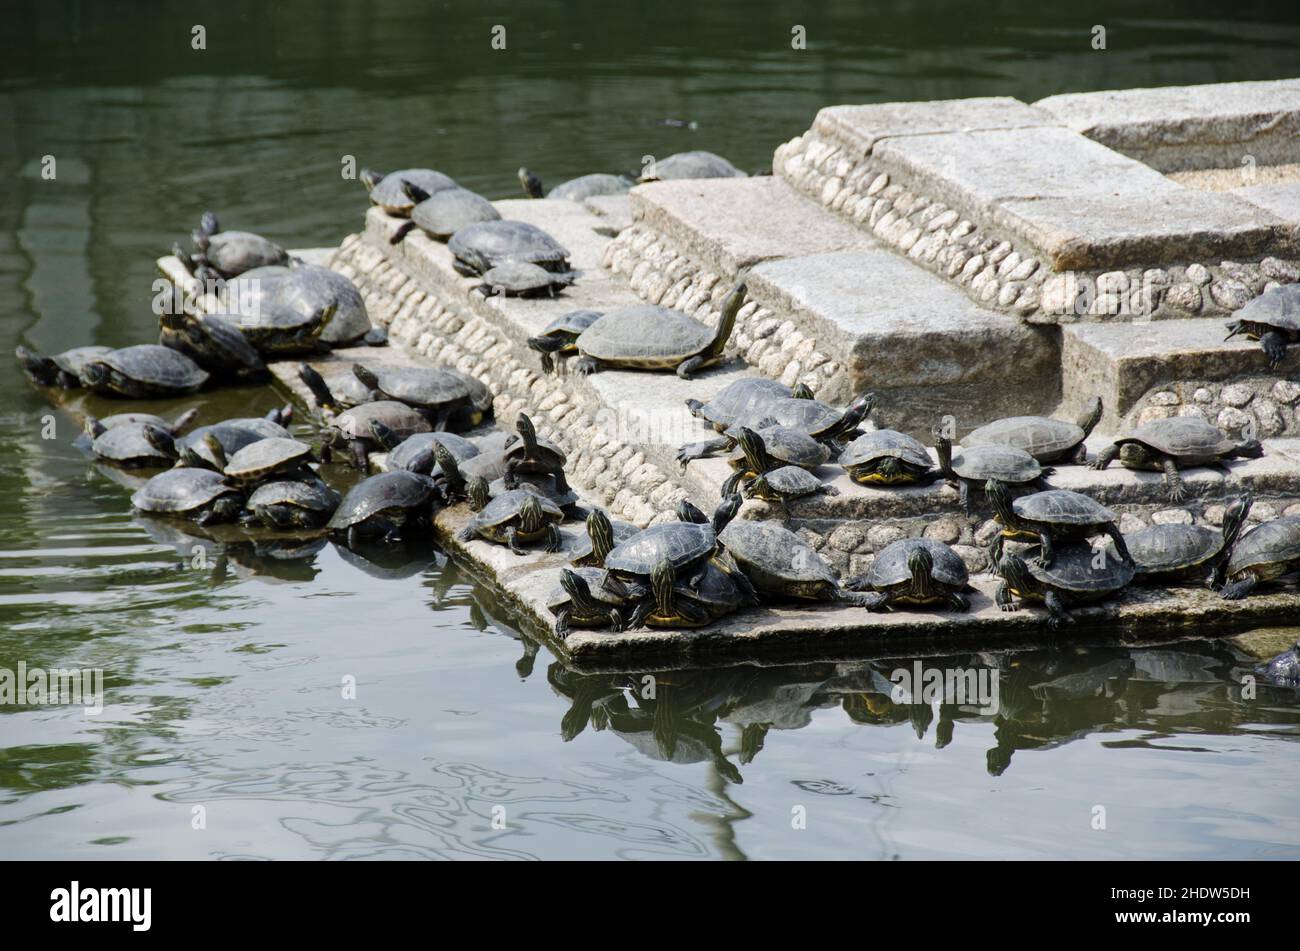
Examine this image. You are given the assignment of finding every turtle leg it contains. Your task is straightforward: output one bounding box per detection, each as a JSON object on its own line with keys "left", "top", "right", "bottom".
{"left": 841, "top": 573, "right": 869, "bottom": 591}
{"left": 1089, "top": 443, "right": 1120, "bottom": 471}
{"left": 455, "top": 523, "right": 477, "bottom": 543}
{"left": 861, "top": 591, "right": 890, "bottom": 612}
{"left": 720, "top": 469, "right": 750, "bottom": 497}
{"left": 607, "top": 609, "right": 624, "bottom": 633}
{"left": 946, "top": 591, "right": 970, "bottom": 613}
{"left": 544, "top": 522, "right": 562, "bottom": 553}
{"left": 1072, "top": 442, "right": 1090, "bottom": 465}
{"left": 676, "top": 356, "right": 704, "bottom": 380}
{"left": 1103, "top": 521, "right": 1134, "bottom": 566}
{"left": 819, "top": 484, "right": 840, "bottom": 497}
{"left": 995, "top": 582, "right": 1017, "bottom": 613}
{"left": 389, "top": 222, "right": 416, "bottom": 245}
{"left": 676, "top": 438, "right": 731, "bottom": 468}
{"left": 553, "top": 607, "right": 571, "bottom": 637}
{"left": 506, "top": 527, "right": 530, "bottom": 555}
{"left": 502, "top": 461, "right": 520, "bottom": 490}
{"left": 1161, "top": 456, "right": 1186, "bottom": 502}
{"left": 1036, "top": 532, "right": 1054, "bottom": 568}
{"left": 573, "top": 356, "right": 601, "bottom": 376}
{"left": 958, "top": 480, "right": 972, "bottom": 517}
{"left": 349, "top": 439, "right": 369, "bottom": 471}
{"left": 629, "top": 599, "right": 654, "bottom": 629}
{"left": 378, "top": 519, "right": 402, "bottom": 544}
{"left": 1260, "top": 331, "right": 1289, "bottom": 369}
{"left": 989, "top": 532, "right": 1005, "bottom": 566}
{"left": 1043, "top": 590, "right": 1074, "bottom": 630}
{"left": 1220, "top": 572, "right": 1258, "bottom": 601}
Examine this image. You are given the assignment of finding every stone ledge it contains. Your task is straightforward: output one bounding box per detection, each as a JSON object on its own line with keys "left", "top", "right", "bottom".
{"left": 811, "top": 97, "right": 1058, "bottom": 158}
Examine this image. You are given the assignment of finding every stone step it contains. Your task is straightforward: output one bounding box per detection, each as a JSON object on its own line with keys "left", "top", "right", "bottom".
{"left": 1060, "top": 317, "right": 1300, "bottom": 434}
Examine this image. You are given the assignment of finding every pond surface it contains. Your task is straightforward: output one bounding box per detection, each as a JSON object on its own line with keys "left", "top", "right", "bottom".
{"left": 3, "top": 0, "right": 1300, "bottom": 860}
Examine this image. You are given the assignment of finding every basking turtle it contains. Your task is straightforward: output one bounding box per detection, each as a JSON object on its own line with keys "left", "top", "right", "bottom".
{"left": 518, "top": 168, "right": 633, "bottom": 201}
{"left": 220, "top": 437, "right": 316, "bottom": 486}
{"left": 746, "top": 465, "right": 837, "bottom": 513}
{"left": 1116, "top": 495, "right": 1253, "bottom": 585}
{"left": 839, "top": 430, "right": 934, "bottom": 485}
{"left": 570, "top": 508, "right": 640, "bottom": 568}
{"left": 390, "top": 183, "right": 500, "bottom": 243}
{"left": 527, "top": 310, "right": 603, "bottom": 373}
{"left": 84, "top": 421, "right": 180, "bottom": 468}
{"left": 131, "top": 468, "right": 244, "bottom": 526}
{"left": 370, "top": 426, "right": 479, "bottom": 475}
{"left": 733, "top": 427, "right": 836, "bottom": 511}
{"left": 572, "top": 282, "right": 745, "bottom": 379}
{"left": 245, "top": 480, "right": 340, "bottom": 530}
{"left": 456, "top": 486, "right": 563, "bottom": 554}
{"left": 216, "top": 264, "right": 292, "bottom": 319}
{"left": 503, "top": 412, "right": 569, "bottom": 491}
{"left": 962, "top": 396, "right": 1104, "bottom": 465}
{"left": 270, "top": 265, "right": 373, "bottom": 346}
{"left": 986, "top": 479, "right": 1133, "bottom": 568}
{"left": 169, "top": 417, "right": 292, "bottom": 471}
{"left": 604, "top": 495, "right": 741, "bottom": 594}
{"left": 185, "top": 212, "right": 289, "bottom": 280}
{"left": 16, "top": 344, "right": 112, "bottom": 388}
{"left": 328, "top": 470, "right": 442, "bottom": 545}
{"left": 488, "top": 472, "right": 580, "bottom": 513}
{"left": 1219, "top": 515, "right": 1300, "bottom": 600}
{"left": 845, "top": 538, "right": 973, "bottom": 612}
{"left": 240, "top": 302, "right": 337, "bottom": 356}
{"left": 77, "top": 407, "right": 198, "bottom": 452}
{"left": 639, "top": 151, "right": 746, "bottom": 182}
{"left": 351, "top": 364, "right": 473, "bottom": 429}
{"left": 717, "top": 519, "right": 871, "bottom": 605}
{"left": 629, "top": 558, "right": 751, "bottom": 629}
{"left": 1091, "top": 417, "right": 1263, "bottom": 502}
{"left": 159, "top": 311, "right": 266, "bottom": 379}
{"left": 548, "top": 567, "right": 635, "bottom": 636}
{"left": 685, "top": 377, "right": 792, "bottom": 432}
{"left": 678, "top": 390, "right": 874, "bottom": 461}
{"left": 360, "top": 167, "right": 458, "bottom": 216}
{"left": 1258, "top": 641, "right": 1300, "bottom": 686}
{"left": 935, "top": 434, "right": 1048, "bottom": 515}
{"left": 447, "top": 220, "right": 571, "bottom": 276}
{"left": 320, "top": 401, "right": 432, "bottom": 470}
{"left": 78, "top": 345, "right": 209, "bottom": 398}
{"left": 996, "top": 545, "right": 1135, "bottom": 629}
{"left": 1225, "top": 284, "right": 1300, "bottom": 369}
{"left": 459, "top": 448, "right": 510, "bottom": 486}
{"left": 297, "top": 362, "right": 378, "bottom": 412}
{"left": 476, "top": 261, "right": 574, "bottom": 298}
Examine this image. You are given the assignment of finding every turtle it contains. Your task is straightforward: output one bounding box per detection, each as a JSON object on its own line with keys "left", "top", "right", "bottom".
{"left": 350, "top": 364, "right": 473, "bottom": 430}
{"left": 238, "top": 302, "right": 337, "bottom": 356}
{"left": 390, "top": 183, "right": 500, "bottom": 243}
{"left": 297, "top": 362, "right": 378, "bottom": 412}
{"left": 694, "top": 421, "right": 830, "bottom": 494}
{"left": 84, "top": 420, "right": 180, "bottom": 468}
{"left": 934, "top": 433, "right": 1048, "bottom": 515}
{"left": 570, "top": 508, "right": 641, "bottom": 568}
{"left": 518, "top": 168, "right": 633, "bottom": 201}
{"left": 219, "top": 437, "right": 316, "bottom": 486}
{"left": 845, "top": 538, "right": 974, "bottom": 612}
{"left": 570, "top": 281, "right": 746, "bottom": 379}
{"left": 216, "top": 264, "right": 293, "bottom": 320}
{"left": 15, "top": 344, "right": 112, "bottom": 388}
{"left": 76, "top": 407, "right": 198, "bottom": 452}
{"left": 78, "top": 345, "right": 210, "bottom": 398}
{"left": 488, "top": 472, "right": 580, "bottom": 513}
{"left": 548, "top": 567, "right": 635, "bottom": 636}
{"left": 443, "top": 368, "right": 494, "bottom": 429}
{"left": 245, "top": 480, "right": 340, "bottom": 530}
{"left": 986, "top": 479, "right": 1133, "bottom": 569}
{"left": 502, "top": 412, "right": 569, "bottom": 491}
{"left": 459, "top": 448, "right": 510, "bottom": 485}
{"left": 603, "top": 495, "right": 741, "bottom": 594}
{"left": 447, "top": 220, "right": 571, "bottom": 276}
{"left": 1091, "top": 417, "right": 1264, "bottom": 502}
{"left": 456, "top": 485, "right": 564, "bottom": 554}
{"left": 732, "top": 427, "right": 836, "bottom": 509}
{"left": 360, "top": 167, "right": 458, "bottom": 216}
{"left": 1224, "top": 283, "right": 1300, "bottom": 369}
{"left": 476, "top": 261, "right": 574, "bottom": 298}
{"left": 677, "top": 390, "right": 874, "bottom": 461}
{"left": 131, "top": 468, "right": 244, "bottom": 526}
{"left": 717, "top": 519, "right": 872, "bottom": 606}
{"left": 1219, "top": 515, "right": 1300, "bottom": 600}
{"left": 746, "top": 465, "right": 838, "bottom": 513}
{"left": 370, "top": 426, "right": 480, "bottom": 475}
{"left": 1258, "top": 641, "right": 1300, "bottom": 686}
{"left": 628, "top": 558, "right": 752, "bottom": 629}
{"left": 328, "top": 470, "right": 442, "bottom": 545}
{"left": 158, "top": 310, "right": 266, "bottom": 379}
{"left": 527, "top": 310, "right": 603, "bottom": 373}
{"left": 1114, "top": 494, "right": 1254, "bottom": 585}
{"left": 962, "top": 396, "right": 1104, "bottom": 465}
{"left": 168, "top": 417, "right": 293, "bottom": 471}
{"left": 996, "top": 545, "right": 1135, "bottom": 629}
{"left": 185, "top": 212, "right": 289, "bottom": 280}
{"left": 424, "top": 442, "right": 475, "bottom": 502}
{"left": 319, "top": 401, "right": 432, "bottom": 470}
{"left": 684, "top": 377, "right": 793, "bottom": 432}
{"left": 638, "top": 151, "right": 746, "bottom": 182}
{"left": 838, "top": 430, "right": 934, "bottom": 485}
{"left": 269, "top": 265, "right": 373, "bottom": 346}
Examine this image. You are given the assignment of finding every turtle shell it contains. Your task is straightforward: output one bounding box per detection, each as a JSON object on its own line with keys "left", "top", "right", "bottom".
{"left": 328, "top": 471, "right": 439, "bottom": 530}
{"left": 448, "top": 220, "right": 570, "bottom": 274}
{"left": 639, "top": 151, "right": 745, "bottom": 182}
{"left": 132, "top": 468, "right": 239, "bottom": 513}
{"left": 271, "top": 265, "right": 372, "bottom": 345}
{"left": 165, "top": 312, "right": 265, "bottom": 375}
{"left": 411, "top": 187, "right": 500, "bottom": 239}
{"left": 367, "top": 168, "right": 458, "bottom": 215}
{"left": 83, "top": 345, "right": 209, "bottom": 393}
{"left": 1122, "top": 524, "right": 1223, "bottom": 575}
{"left": 963, "top": 416, "right": 1085, "bottom": 460}
{"left": 488, "top": 475, "right": 578, "bottom": 509}
{"left": 1232, "top": 283, "right": 1300, "bottom": 331}
{"left": 1013, "top": 489, "right": 1117, "bottom": 526}
{"left": 950, "top": 443, "right": 1042, "bottom": 483}
{"left": 224, "top": 437, "right": 313, "bottom": 482}
{"left": 481, "top": 261, "right": 571, "bottom": 295}
{"left": 90, "top": 423, "right": 174, "bottom": 466}
{"left": 1224, "top": 516, "right": 1300, "bottom": 576}
{"left": 52, "top": 346, "right": 113, "bottom": 376}
{"left": 755, "top": 465, "right": 823, "bottom": 496}
{"left": 1117, "top": 418, "right": 1234, "bottom": 460}
{"left": 248, "top": 479, "right": 339, "bottom": 512}
{"left": 459, "top": 449, "right": 509, "bottom": 483}
{"left": 218, "top": 265, "right": 293, "bottom": 317}
{"left": 333, "top": 401, "right": 431, "bottom": 441}
{"left": 677, "top": 561, "right": 750, "bottom": 612}
{"left": 727, "top": 424, "right": 829, "bottom": 468}
{"left": 1024, "top": 544, "right": 1135, "bottom": 594}
{"left": 539, "top": 310, "right": 602, "bottom": 339}
{"left": 692, "top": 378, "right": 791, "bottom": 428}
{"left": 745, "top": 396, "right": 845, "bottom": 438}
{"left": 839, "top": 430, "right": 931, "bottom": 469}
{"left": 387, "top": 431, "right": 480, "bottom": 474}
{"left": 359, "top": 366, "right": 470, "bottom": 410}
{"left": 547, "top": 174, "right": 631, "bottom": 202}
{"left": 718, "top": 520, "right": 837, "bottom": 591}
{"left": 868, "top": 538, "right": 969, "bottom": 589}
{"left": 605, "top": 521, "right": 716, "bottom": 578}
{"left": 576, "top": 307, "right": 714, "bottom": 365}
{"left": 179, "top": 420, "right": 290, "bottom": 469}
{"left": 473, "top": 488, "right": 564, "bottom": 529}
{"left": 205, "top": 231, "right": 288, "bottom": 277}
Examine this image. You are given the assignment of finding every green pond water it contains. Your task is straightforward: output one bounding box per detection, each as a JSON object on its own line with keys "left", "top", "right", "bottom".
{"left": 2, "top": 0, "right": 1300, "bottom": 860}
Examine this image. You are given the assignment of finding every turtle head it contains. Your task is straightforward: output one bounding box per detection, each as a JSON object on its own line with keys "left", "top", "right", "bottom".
{"left": 309, "top": 303, "right": 337, "bottom": 337}
{"left": 78, "top": 360, "right": 110, "bottom": 390}
{"left": 984, "top": 478, "right": 1015, "bottom": 520}
{"left": 907, "top": 545, "right": 936, "bottom": 597}
{"left": 170, "top": 408, "right": 200, "bottom": 435}
{"left": 400, "top": 179, "right": 431, "bottom": 204}
{"left": 516, "top": 412, "right": 538, "bottom": 449}
{"left": 266, "top": 404, "right": 293, "bottom": 427}
{"left": 676, "top": 499, "right": 708, "bottom": 524}
{"left": 836, "top": 392, "right": 877, "bottom": 439}
{"left": 171, "top": 243, "right": 195, "bottom": 272}
{"left": 736, "top": 426, "right": 772, "bottom": 475}
{"left": 651, "top": 558, "right": 676, "bottom": 616}
{"left": 83, "top": 416, "right": 106, "bottom": 440}
{"left": 586, "top": 508, "right": 615, "bottom": 563}
{"left": 1224, "top": 320, "right": 1246, "bottom": 342}
{"left": 519, "top": 493, "right": 545, "bottom": 534}
{"left": 560, "top": 569, "right": 595, "bottom": 611}
{"left": 367, "top": 419, "right": 401, "bottom": 451}
{"left": 201, "top": 433, "right": 228, "bottom": 471}
{"left": 359, "top": 168, "right": 383, "bottom": 191}
{"left": 298, "top": 363, "right": 338, "bottom": 411}
{"left": 997, "top": 552, "right": 1034, "bottom": 593}
{"left": 15, "top": 346, "right": 56, "bottom": 385}
{"left": 432, "top": 443, "right": 463, "bottom": 493}
{"left": 1232, "top": 437, "right": 1265, "bottom": 460}
{"left": 194, "top": 211, "right": 219, "bottom": 248}
{"left": 351, "top": 363, "right": 379, "bottom": 390}
{"left": 1077, "top": 396, "right": 1104, "bottom": 437}
{"left": 158, "top": 310, "right": 187, "bottom": 332}
{"left": 932, "top": 428, "right": 953, "bottom": 473}
{"left": 1222, "top": 493, "right": 1254, "bottom": 546}
{"left": 467, "top": 476, "right": 491, "bottom": 512}
{"left": 518, "top": 167, "right": 544, "bottom": 199}
{"left": 706, "top": 280, "right": 747, "bottom": 358}
{"left": 711, "top": 492, "right": 743, "bottom": 533}
{"left": 791, "top": 382, "right": 814, "bottom": 401}
{"left": 141, "top": 424, "right": 178, "bottom": 459}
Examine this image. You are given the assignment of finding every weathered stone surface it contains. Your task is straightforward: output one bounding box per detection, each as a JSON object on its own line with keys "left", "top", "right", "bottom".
{"left": 811, "top": 96, "right": 1056, "bottom": 158}
{"left": 1234, "top": 182, "right": 1300, "bottom": 224}
{"left": 584, "top": 194, "right": 634, "bottom": 235}
{"left": 1035, "top": 79, "right": 1300, "bottom": 172}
